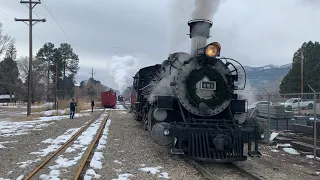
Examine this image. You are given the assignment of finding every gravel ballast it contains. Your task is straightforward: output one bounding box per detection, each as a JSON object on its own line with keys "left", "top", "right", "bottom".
{"left": 95, "top": 110, "right": 203, "bottom": 180}
{"left": 0, "top": 110, "right": 100, "bottom": 179}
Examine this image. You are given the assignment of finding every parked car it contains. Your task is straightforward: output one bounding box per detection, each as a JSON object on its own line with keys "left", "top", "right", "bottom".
{"left": 248, "top": 101, "right": 272, "bottom": 110}
{"left": 279, "top": 98, "right": 314, "bottom": 110}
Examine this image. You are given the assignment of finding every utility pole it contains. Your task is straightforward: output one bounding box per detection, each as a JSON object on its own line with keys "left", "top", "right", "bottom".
{"left": 301, "top": 48, "right": 304, "bottom": 95}
{"left": 89, "top": 68, "right": 95, "bottom": 101}
{"left": 15, "top": 0, "right": 46, "bottom": 116}
{"left": 55, "top": 62, "right": 58, "bottom": 115}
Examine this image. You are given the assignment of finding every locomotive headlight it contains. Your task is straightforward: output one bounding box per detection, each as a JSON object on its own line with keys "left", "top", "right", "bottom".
{"left": 205, "top": 42, "right": 221, "bottom": 57}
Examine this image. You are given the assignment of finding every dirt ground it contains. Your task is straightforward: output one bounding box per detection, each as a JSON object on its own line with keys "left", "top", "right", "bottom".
{"left": 241, "top": 143, "right": 320, "bottom": 179}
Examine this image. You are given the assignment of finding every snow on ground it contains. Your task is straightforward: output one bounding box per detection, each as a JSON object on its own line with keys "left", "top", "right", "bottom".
{"left": 0, "top": 102, "right": 54, "bottom": 109}
{"left": 282, "top": 148, "right": 300, "bottom": 155}
{"left": 84, "top": 118, "right": 111, "bottom": 180}
{"left": 138, "top": 165, "right": 170, "bottom": 179}
{"left": 16, "top": 127, "right": 81, "bottom": 168}
{"left": 80, "top": 109, "right": 105, "bottom": 113}
{"left": 0, "top": 113, "right": 91, "bottom": 137}
{"left": 39, "top": 113, "right": 109, "bottom": 180}
{"left": 269, "top": 132, "right": 279, "bottom": 141}
{"left": 0, "top": 140, "right": 18, "bottom": 149}
{"left": 110, "top": 164, "right": 170, "bottom": 180}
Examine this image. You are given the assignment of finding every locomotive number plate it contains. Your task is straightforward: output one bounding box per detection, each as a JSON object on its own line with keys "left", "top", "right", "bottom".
{"left": 201, "top": 81, "right": 216, "bottom": 90}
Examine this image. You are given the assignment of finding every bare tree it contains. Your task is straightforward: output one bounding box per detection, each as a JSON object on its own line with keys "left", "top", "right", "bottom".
{"left": 0, "top": 22, "right": 12, "bottom": 56}
{"left": 17, "top": 56, "right": 47, "bottom": 102}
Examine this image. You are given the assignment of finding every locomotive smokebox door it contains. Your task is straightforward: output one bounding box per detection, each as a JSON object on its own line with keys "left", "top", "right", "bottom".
{"left": 156, "top": 95, "right": 174, "bottom": 110}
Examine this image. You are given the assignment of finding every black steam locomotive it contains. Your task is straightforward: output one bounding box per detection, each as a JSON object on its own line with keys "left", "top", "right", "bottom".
{"left": 130, "top": 19, "right": 263, "bottom": 162}
{"left": 118, "top": 95, "right": 124, "bottom": 102}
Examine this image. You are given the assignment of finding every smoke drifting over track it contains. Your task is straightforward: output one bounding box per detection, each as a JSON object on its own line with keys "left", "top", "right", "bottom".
{"left": 107, "top": 55, "right": 140, "bottom": 93}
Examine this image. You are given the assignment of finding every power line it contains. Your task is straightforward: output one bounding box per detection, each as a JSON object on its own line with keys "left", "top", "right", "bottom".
{"left": 32, "top": 9, "right": 57, "bottom": 37}
{"left": 42, "top": 1, "right": 73, "bottom": 44}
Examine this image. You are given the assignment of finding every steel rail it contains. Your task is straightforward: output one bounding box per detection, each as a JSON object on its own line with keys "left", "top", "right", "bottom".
{"left": 230, "top": 162, "right": 264, "bottom": 180}
{"left": 188, "top": 159, "right": 263, "bottom": 180}
{"left": 23, "top": 110, "right": 106, "bottom": 180}
{"left": 73, "top": 111, "right": 111, "bottom": 179}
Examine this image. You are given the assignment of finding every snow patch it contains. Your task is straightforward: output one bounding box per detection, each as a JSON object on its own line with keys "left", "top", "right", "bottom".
{"left": 17, "top": 175, "right": 24, "bottom": 180}
{"left": 114, "top": 160, "right": 122, "bottom": 164}
{"left": 30, "top": 128, "right": 81, "bottom": 157}
{"left": 0, "top": 112, "right": 90, "bottom": 137}
{"left": 17, "top": 158, "right": 41, "bottom": 168}
{"left": 306, "top": 155, "right": 320, "bottom": 161}
{"left": 84, "top": 169, "right": 101, "bottom": 180}
{"left": 112, "top": 173, "right": 134, "bottom": 180}
{"left": 138, "top": 166, "right": 170, "bottom": 179}
{"left": 283, "top": 148, "right": 300, "bottom": 155}
{"left": 0, "top": 141, "right": 18, "bottom": 148}
{"left": 41, "top": 115, "right": 107, "bottom": 179}
{"left": 269, "top": 132, "right": 279, "bottom": 141}
{"left": 39, "top": 169, "right": 60, "bottom": 180}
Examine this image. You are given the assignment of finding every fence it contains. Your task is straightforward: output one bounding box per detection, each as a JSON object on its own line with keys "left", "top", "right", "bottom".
{"left": 249, "top": 86, "right": 320, "bottom": 162}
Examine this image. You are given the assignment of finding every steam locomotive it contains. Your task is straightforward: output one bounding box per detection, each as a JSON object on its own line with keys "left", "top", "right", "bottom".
{"left": 130, "top": 19, "right": 263, "bottom": 162}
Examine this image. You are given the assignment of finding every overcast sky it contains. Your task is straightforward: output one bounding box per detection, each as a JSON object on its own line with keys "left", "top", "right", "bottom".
{"left": 1, "top": 0, "right": 319, "bottom": 91}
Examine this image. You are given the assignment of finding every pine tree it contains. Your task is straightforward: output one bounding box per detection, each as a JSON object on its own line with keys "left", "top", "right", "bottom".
{"left": 0, "top": 41, "right": 20, "bottom": 101}
{"left": 280, "top": 41, "right": 320, "bottom": 93}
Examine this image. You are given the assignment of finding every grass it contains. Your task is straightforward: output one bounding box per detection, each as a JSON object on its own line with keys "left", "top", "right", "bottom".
{"left": 11, "top": 99, "right": 101, "bottom": 122}
{"left": 11, "top": 114, "right": 42, "bottom": 122}
{"left": 30, "top": 98, "right": 91, "bottom": 115}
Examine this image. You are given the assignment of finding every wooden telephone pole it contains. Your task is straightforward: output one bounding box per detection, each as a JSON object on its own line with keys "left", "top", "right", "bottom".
{"left": 89, "top": 68, "right": 96, "bottom": 101}
{"left": 301, "top": 48, "right": 304, "bottom": 95}
{"left": 15, "top": 0, "right": 46, "bottom": 116}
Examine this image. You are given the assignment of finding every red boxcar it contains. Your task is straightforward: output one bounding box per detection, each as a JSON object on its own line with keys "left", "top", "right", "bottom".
{"left": 101, "top": 91, "right": 116, "bottom": 108}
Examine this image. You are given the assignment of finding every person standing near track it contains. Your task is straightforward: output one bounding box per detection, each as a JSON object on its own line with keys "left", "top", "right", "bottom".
{"left": 91, "top": 100, "right": 94, "bottom": 112}
{"left": 70, "top": 99, "right": 77, "bottom": 119}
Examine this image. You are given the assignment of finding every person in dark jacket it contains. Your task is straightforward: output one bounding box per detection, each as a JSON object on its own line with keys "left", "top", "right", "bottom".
{"left": 91, "top": 100, "right": 94, "bottom": 112}
{"left": 70, "top": 99, "right": 77, "bottom": 119}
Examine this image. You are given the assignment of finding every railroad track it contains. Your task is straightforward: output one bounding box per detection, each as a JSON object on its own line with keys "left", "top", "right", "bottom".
{"left": 23, "top": 109, "right": 110, "bottom": 180}
{"left": 120, "top": 101, "right": 129, "bottom": 110}
{"left": 188, "top": 159, "right": 264, "bottom": 180}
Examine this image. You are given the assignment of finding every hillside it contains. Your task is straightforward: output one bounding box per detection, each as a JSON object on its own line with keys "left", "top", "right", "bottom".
{"left": 244, "top": 63, "right": 291, "bottom": 89}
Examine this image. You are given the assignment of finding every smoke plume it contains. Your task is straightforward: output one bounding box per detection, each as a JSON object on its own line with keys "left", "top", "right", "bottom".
{"left": 235, "top": 67, "right": 257, "bottom": 105}
{"left": 166, "top": 0, "right": 222, "bottom": 53}
{"left": 107, "top": 55, "right": 140, "bottom": 93}
{"left": 192, "top": 0, "right": 221, "bottom": 19}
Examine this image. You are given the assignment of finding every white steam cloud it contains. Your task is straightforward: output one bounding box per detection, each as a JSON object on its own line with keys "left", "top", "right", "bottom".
{"left": 166, "top": 0, "right": 222, "bottom": 53}
{"left": 235, "top": 67, "right": 257, "bottom": 105}
{"left": 107, "top": 55, "right": 141, "bottom": 93}
{"left": 192, "top": 0, "right": 221, "bottom": 19}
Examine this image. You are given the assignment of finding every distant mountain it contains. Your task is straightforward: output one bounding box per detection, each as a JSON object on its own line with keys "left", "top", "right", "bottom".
{"left": 243, "top": 63, "right": 292, "bottom": 89}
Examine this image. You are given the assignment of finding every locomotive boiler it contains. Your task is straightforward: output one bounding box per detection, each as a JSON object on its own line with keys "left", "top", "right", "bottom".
{"left": 130, "top": 19, "right": 263, "bottom": 162}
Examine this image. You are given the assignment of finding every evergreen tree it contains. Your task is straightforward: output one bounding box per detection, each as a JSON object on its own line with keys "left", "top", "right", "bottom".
{"left": 36, "top": 42, "right": 56, "bottom": 100}
{"left": 58, "top": 43, "right": 79, "bottom": 99}
{"left": 280, "top": 41, "right": 320, "bottom": 93}
{"left": 0, "top": 42, "right": 20, "bottom": 101}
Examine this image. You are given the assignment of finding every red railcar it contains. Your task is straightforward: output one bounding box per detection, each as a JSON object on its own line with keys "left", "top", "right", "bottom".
{"left": 101, "top": 91, "right": 116, "bottom": 108}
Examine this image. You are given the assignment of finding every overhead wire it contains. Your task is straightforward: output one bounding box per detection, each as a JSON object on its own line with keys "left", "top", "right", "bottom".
{"left": 41, "top": 0, "right": 88, "bottom": 63}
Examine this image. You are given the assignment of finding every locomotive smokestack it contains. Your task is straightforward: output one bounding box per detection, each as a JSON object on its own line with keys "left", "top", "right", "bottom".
{"left": 188, "top": 19, "right": 213, "bottom": 55}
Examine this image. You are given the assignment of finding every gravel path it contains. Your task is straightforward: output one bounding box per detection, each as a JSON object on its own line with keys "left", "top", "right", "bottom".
{"left": 0, "top": 111, "right": 99, "bottom": 179}
{"left": 233, "top": 145, "right": 320, "bottom": 180}
{"left": 92, "top": 110, "right": 203, "bottom": 180}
